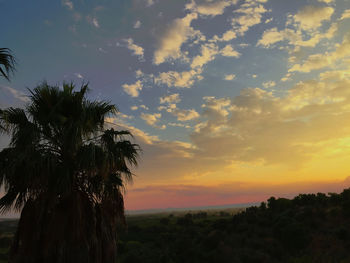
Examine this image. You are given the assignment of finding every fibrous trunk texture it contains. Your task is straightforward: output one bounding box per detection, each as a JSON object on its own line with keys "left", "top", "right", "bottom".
{"left": 9, "top": 191, "right": 118, "bottom": 263}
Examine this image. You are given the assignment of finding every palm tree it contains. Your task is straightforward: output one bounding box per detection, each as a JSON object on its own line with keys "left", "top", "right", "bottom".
{"left": 0, "top": 82, "right": 140, "bottom": 263}
{"left": 0, "top": 48, "right": 16, "bottom": 81}
{"left": 0, "top": 48, "right": 16, "bottom": 132}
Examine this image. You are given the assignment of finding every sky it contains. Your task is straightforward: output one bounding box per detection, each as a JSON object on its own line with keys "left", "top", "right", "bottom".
{"left": 1, "top": 0, "right": 350, "bottom": 211}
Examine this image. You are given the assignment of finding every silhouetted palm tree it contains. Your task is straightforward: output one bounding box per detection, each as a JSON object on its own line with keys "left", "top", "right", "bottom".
{"left": 0, "top": 48, "right": 16, "bottom": 132}
{"left": 0, "top": 48, "right": 16, "bottom": 81}
{"left": 0, "top": 82, "right": 140, "bottom": 263}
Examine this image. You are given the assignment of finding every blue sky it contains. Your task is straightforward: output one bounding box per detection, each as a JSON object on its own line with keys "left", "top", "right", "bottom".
{"left": 1, "top": 0, "right": 350, "bottom": 210}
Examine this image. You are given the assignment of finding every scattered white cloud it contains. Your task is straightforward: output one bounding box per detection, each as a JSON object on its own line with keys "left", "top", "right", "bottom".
{"left": 211, "top": 30, "right": 237, "bottom": 42}
{"left": 134, "top": 20, "right": 141, "bottom": 29}
{"left": 340, "top": 9, "right": 350, "bottom": 20}
{"left": 141, "top": 113, "right": 166, "bottom": 129}
{"left": 293, "top": 5, "right": 334, "bottom": 31}
{"left": 0, "top": 86, "right": 29, "bottom": 103}
{"left": 98, "top": 47, "right": 107, "bottom": 53}
{"left": 185, "top": 0, "right": 238, "bottom": 17}
{"left": 191, "top": 43, "right": 219, "bottom": 69}
{"left": 224, "top": 74, "right": 236, "bottom": 81}
{"left": 153, "top": 13, "right": 204, "bottom": 64}
{"left": 168, "top": 122, "right": 191, "bottom": 128}
{"left": 262, "top": 81, "right": 276, "bottom": 88}
{"left": 281, "top": 73, "right": 292, "bottom": 82}
{"left": 258, "top": 22, "right": 338, "bottom": 49}
{"left": 135, "top": 69, "right": 144, "bottom": 78}
{"left": 122, "top": 80, "right": 143, "bottom": 97}
{"left": 318, "top": 0, "right": 335, "bottom": 3}
{"left": 124, "top": 38, "right": 144, "bottom": 60}
{"left": 86, "top": 16, "right": 100, "bottom": 28}
{"left": 155, "top": 69, "right": 202, "bottom": 88}
{"left": 74, "top": 73, "right": 84, "bottom": 79}
{"left": 289, "top": 33, "right": 350, "bottom": 73}
{"left": 171, "top": 108, "right": 200, "bottom": 121}
{"left": 160, "top": 93, "right": 181, "bottom": 104}
{"left": 62, "top": 0, "right": 73, "bottom": 10}
{"left": 146, "top": 0, "right": 154, "bottom": 7}
{"left": 140, "top": 105, "right": 149, "bottom": 110}
{"left": 232, "top": 0, "right": 269, "bottom": 36}
{"left": 92, "top": 18, "right": 99, "bottom": 28}
{"left": 265, "top": 18, "right": 273, "bottom": 24}
{"left": 220, "top": 45, "right": 241, "bottom": 57}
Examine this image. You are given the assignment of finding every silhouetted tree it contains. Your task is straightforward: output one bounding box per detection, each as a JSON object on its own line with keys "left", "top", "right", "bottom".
{"left": 0, "top": 48, "right": 16, "bottom": 132}
{"left": 0, "top": 48, "right": 15, "bottom": 81}
{"left": 0, "top": 82, "right": 140, "bottom": 263}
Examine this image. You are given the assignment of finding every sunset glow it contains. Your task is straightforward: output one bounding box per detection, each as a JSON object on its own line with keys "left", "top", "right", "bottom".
{"left": 1, "top": 0, "right": 350, "bottom": 210}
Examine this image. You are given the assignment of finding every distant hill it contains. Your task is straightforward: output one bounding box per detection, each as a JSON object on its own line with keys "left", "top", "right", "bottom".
{"left": 125, "top": 202, "right": 259, "bottom": 215}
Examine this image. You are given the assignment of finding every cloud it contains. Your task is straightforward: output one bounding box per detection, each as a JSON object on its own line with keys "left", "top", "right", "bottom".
{"left": 232, "top": 0, "right": 268, "bottom": 36}
{"left": 318, "top": 0, "right": 335, "bottom": 3}
{"left": 220, "top": 45, "right": 241, "bottom": 57}
{"left": 124, "top": 38, "right": 144, "bottom": 60}
{"left": 131, "top": 104, "right": 149, "bottom": 111}
{"left": 146, "top": 0, "right": 154, "bottom": 7}
{"left": 0, "top": 86, "right": 29, "bottom": 103}
{"left": 160, "top": 93, "right": 181, "bottom": 104}
{"left": 262, "top": 81, "right": 276, "bottom": 88}
{"left": 153, "top": 13, "right": 203, "bottom": 64}
{"left": 98, "top": 47, "right": 107, "bottom": 53}
{"left": 211, "top": 30, "right": 237, "bottom": 42}
{"left": 62, "top": 0, "right": 73, "bottom": 10}
{"left": 92, "top": 18, "right": 99, "bottom": 28}
{"left": 185, "top": 0, "right": 238, "bottom": 17}
{"left": 257, "top": 27, "right": 285, "bottom": 48}
{"left": 340, "top": 9, "right": 350, "bottom": 20}
{"left": 293, "top": 5, "right": 334, "bottom": 31}
{"left": 158, "top": 93, "right": 199, "bottom": 121}
{"left": 140, "top": 105, "right": 149, "bottom": 110}
{"left": 224, "top": 74, "right": 236, "bottom": 81}
{"left": 74, "top": 73, "right": 84, "bottom": 79}
{"left": 134, "top": 20, "right": 141, "bottom": 29}
{"left": 140, "top": 113, "right": 166, "bottom": 129}
{"left": 189, "top": 69, "right": 350, "bottom": 168}
{"left": 257, "top": 23, "right": 338, "bottom": 49}
{"left": 168, "top": 122, "right": 191, "bottom": 128}
{"left": 86, "top": 16, "right": 100, "bottom": 28}
{"left": 289, "top": 33, "right": 350, "bottom": 73}
{"left": 191, "top": 43, "right": 219, "bottom": 69}
{"left": 155, "top": 69, "right": 202, "bottom": 88}
{"left": 171, "top": 109, "right": 200, "bottom": 121}
{"left": 122, "top": 80, "right": 143, "bottom": 97}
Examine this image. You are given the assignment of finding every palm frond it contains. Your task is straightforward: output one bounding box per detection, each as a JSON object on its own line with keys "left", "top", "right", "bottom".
{"left": 0, "top": 48, "right": 16, "bottom": 81}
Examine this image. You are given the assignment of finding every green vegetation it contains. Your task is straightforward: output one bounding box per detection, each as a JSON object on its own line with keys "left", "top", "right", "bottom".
{"left": 2, "top": 190, "right": 350, "bottom": 262}
{"left": 0, "top": 83, "right": 140, "bottom": 262}
{"left": 116, "top": 190, "right": 350, "bottom": 263}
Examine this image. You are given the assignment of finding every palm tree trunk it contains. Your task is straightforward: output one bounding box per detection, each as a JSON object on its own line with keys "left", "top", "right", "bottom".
{"left": 9, "top": 191, "right": 118, "bottom": 263}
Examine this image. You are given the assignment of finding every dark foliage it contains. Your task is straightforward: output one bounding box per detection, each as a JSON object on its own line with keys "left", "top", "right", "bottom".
{"left": 116, "top": 189, "right": 350, "bottom": 263}
{"left": 0, "top": 83, "right": 140, "bottom": 263}
{"left": 0, "top": 48, "right": 16, "bottom": 81}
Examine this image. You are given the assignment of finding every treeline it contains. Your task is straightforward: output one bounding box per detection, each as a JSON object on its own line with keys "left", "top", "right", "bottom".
{"left": 1, "top": 189, "right": 350, "bottom": 262}
{"left": 117, "top": 189, "right": 350, "bottom": 263}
